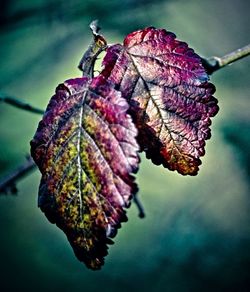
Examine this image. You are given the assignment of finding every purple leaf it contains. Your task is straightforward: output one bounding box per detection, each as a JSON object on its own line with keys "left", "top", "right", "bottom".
{"left": 101, "top": 27, "right": 219, "bottom": 175}
{"left": 30, "top": 76, "right": 139, "bottom": 270}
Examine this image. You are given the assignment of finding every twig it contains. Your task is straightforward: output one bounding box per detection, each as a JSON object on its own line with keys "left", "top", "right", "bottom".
{"left": 0, "top": 93, "right": 44, "bottom": 115}
{"left": 134, "top": 195, "right": 145, "bottom": 218}
{"left": 202, "top": 43, "right": 250, "bottom": 75}
{"left": 0, "top": 157, "right": 37, "bottom": 195}
{"left": 78, "top": 20, "right": 107, "bottom": 77}
{"left": 1, "top": 24, "right": 249, "bottom": 199}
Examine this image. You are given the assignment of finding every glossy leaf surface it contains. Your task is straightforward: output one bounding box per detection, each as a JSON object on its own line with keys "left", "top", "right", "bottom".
{"left": 101, "top": 27, "right": 219, "bottom": 175}
{"left": 30, "top": 76, "right": 139, "bottom": 269}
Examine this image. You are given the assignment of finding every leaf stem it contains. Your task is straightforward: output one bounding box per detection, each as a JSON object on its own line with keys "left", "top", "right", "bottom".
{"left": 0, "top": 93, "right": 44, "bottom": 115}
{"left": 202, "top": 43, "right": 250, "bottom": 74}
{"left": 0, "top": 157, "right": 37, "bottom": 195}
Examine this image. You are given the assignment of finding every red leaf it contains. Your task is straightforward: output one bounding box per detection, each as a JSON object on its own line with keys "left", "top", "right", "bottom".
{"left": 101, "top": 27, "right": 219, "bottom": 175}
{"left": 30, "top": 76, "right": 139, "bottom": 269}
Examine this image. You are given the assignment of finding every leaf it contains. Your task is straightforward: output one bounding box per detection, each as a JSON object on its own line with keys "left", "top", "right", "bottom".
{"left": 101, "top": 27, "right": 219, "bottom": 175}
{"left": 30, "top": 76, "right": 139, "bottom": 270}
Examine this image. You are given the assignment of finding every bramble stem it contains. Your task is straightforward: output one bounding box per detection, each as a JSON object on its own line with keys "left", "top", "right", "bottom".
{"left": 0, "top": 157, "right": 37, "bottom": 195}
{"left": 0, "top": 93, "right": 44, "bottom": 115}
{"left": 202, "top": 43, "right": 250, "bottom": 74}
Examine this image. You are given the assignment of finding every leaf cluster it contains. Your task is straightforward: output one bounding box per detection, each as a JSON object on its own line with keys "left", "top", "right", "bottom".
{"left": 30, "top": 23, "right": 218, "bottom": 269}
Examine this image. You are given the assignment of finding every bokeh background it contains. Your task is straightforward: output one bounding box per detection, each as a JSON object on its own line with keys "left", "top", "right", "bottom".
{"left": 0, "top": 0, "right": 250, "bottom": 291}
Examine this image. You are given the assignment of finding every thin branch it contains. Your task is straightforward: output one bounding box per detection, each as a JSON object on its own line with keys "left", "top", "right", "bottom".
{"left": 134, "top": 195, "right": 145, "bottom": 218}
{"left": 1, "top": 24, "right": 249, "bottom": 198}
{"left": 78, "top": 20, "right": 107, "bottom": 77}
{"left": 202, "top": 43, "right": 250, "bottom": 75}
{"left": 0, "top": 157, "right": 37, "bottom": 195}
{"left": 0, "top": 93, "right": 44, "bottom": 115}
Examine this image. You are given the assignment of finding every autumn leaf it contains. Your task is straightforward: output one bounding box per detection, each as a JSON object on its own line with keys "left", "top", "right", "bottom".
{"left": 30, "top": 75, "right": 139, "bottom": 270}
{"left": 30, "top": 23, "right": 221, "bottom": 270}
{"left": 101, "top": 27, "right": 219, "bottom": 175}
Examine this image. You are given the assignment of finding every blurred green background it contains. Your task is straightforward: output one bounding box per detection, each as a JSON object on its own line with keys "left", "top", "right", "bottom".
{"left": 0, "top": 0, "right": 250, "bottom": 291}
